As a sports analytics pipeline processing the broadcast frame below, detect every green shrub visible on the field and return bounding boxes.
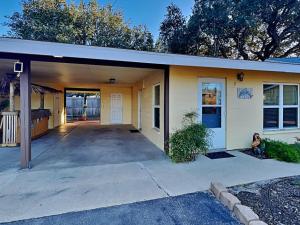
[168,112,211,163]
[0,99,9,111]
[263,139,300,163]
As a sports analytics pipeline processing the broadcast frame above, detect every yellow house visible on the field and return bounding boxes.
[0,38,300,168]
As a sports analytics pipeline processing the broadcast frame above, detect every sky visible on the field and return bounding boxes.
[0,0,194,40]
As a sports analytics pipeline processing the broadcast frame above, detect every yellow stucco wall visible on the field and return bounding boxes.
[132,70,165,150]
[14,92,64,129]
[170,65,300,150]
[32,82,133,126]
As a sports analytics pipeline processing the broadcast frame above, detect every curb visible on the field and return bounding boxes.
[210,182,268,225]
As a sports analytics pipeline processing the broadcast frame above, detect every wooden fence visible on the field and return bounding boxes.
[66,96,100,121]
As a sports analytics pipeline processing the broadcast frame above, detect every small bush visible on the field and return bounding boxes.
[263,139,300,163]
[168,112,211,163]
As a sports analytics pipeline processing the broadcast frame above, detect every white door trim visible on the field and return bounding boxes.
[110,93,123,124]
[198,78,226,150]
[138,90,142,130]
[53,93,60,128]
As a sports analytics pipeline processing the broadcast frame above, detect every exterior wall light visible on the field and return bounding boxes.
[14,61,23,78]
[109,78,116,84]
[237,72,245,81]
[14,61,23,73]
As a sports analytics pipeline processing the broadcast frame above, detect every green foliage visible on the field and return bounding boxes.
[0,99,9,111]
[5,0,154,51]
[263,139,300,163]
[157,3,187,54]
[158,0,300,60]
[168,112,211,163]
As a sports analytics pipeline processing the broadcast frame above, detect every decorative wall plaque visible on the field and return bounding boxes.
[237,88,253,99]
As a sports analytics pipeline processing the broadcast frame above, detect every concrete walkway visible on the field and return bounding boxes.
[0,150,299,223]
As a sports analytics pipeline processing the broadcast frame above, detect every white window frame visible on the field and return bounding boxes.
[152,83,160,130]
[263,83,300,130]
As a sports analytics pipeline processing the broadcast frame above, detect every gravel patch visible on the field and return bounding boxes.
[229,176,300,225]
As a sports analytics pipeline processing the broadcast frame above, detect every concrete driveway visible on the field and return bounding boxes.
[0,150,299,223]
[0,122,166,172]
[1,122,300,223]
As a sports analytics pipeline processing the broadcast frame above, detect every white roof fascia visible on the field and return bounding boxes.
[0,38,299,73]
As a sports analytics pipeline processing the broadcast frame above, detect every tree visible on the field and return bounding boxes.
[7,0,74,43]
[159,0,300,60]
[187,0,235,58]
[157,3,187,53]
[5,0,154,51]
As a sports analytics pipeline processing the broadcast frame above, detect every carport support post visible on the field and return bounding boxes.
[20,58,32,169]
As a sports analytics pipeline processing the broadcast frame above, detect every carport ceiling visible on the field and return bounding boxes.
[0,59,162,84]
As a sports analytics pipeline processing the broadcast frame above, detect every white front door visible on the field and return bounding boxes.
[138,90,142,130]
[199,78,226,150]
[111,93,123,124]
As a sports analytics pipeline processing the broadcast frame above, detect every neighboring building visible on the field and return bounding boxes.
[0,38,300,168]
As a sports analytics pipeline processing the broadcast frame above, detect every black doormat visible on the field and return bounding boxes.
[205,151,235,159]
[129,129,140,133]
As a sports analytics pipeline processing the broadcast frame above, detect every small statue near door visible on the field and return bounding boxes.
[252,133,265,158]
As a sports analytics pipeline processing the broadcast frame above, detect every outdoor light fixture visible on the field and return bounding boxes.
[109,78,116,84]
[237,72,245,81]
[14,61,23,73]
[14,61,23,78]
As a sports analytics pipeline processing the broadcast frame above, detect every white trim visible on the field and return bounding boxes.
[1,38,300,74]
[53,93,60,128]
[198,78,226,150]
[263,83,300,130]
[152,83,161,130]
[138,90,142,130]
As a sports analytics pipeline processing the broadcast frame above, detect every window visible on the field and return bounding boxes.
[201,82,222,128]
[153,84,160,129]
[263,84,299,129]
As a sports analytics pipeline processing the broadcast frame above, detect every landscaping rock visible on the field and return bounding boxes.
[210,182,227,199]
[229,176,300,225]
[219,191,241,211]
[233,204,259,225]
[249,221,268,225]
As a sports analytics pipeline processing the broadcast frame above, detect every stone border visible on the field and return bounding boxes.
[210,182,268,225]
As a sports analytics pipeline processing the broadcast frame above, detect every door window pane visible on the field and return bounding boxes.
[283,85,298,105]
[264,84,279,105]
[263,108,279,128]
[202,83,222,105]
[202,107,221,128]
[154,108,160,129]
[283,108,298,127]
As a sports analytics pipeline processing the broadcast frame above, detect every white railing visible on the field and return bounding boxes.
[0,112,19,147]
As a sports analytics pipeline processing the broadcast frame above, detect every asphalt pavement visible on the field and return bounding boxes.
[1,192,240,225]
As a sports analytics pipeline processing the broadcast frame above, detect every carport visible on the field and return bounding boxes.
[0,38,170,169]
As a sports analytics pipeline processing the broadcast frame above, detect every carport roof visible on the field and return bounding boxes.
[0,38,300,74]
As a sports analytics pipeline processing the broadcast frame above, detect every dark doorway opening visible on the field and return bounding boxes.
[65,88,101,122]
